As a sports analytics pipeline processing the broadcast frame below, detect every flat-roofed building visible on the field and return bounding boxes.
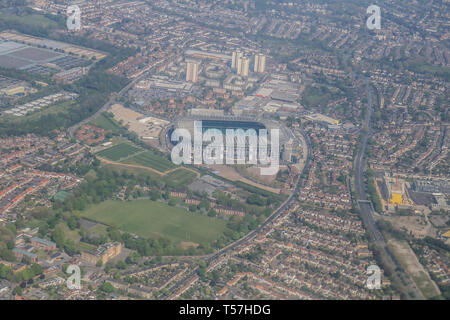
[81,242,123,265]
[186,60,199,83]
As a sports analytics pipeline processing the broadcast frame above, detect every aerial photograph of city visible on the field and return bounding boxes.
[0,0,448,312]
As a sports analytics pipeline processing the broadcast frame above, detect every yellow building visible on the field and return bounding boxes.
[389,193,403,205]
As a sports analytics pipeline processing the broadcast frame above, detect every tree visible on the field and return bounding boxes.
[64,239,78,256]
[67,215,79,230]
[52,227,65,248]
[100,282,115,293]
[30,263,43,276]
[125,252,141,265]
[115,260,127,270]
[150,190,161,201]
[207,210,217,217]
[12,286,23,296]
[0,249,16,262]
[108,227,122,242]
[199,200,210,210]
[0,264,13,281]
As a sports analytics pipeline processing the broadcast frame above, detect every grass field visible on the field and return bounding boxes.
[388,239,440,299]
[96,142,142,161]
[0,13,60,30]
[122,150,176,172]
[90,113,121,133]
[164,168,197,187]
[79,200,229,245]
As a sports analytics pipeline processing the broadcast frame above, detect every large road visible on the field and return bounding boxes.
[353,80,385,244]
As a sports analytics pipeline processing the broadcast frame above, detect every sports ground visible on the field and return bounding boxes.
[79,199,229,246]
[95,141,176,173]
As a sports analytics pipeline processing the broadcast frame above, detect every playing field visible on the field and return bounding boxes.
[122,150,175,172]
[79,200,229,245]
[164,169,197,187]
[96,143,142,161]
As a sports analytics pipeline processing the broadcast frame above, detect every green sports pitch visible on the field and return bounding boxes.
[79,199,229,245]
[121,150,176,172]
[95,143,142,161]
[164,169,197,187]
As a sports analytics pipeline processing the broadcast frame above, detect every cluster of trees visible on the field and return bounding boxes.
[54,165,168,212]
[225,215,259,241]
[365,169,383,213]
[80,229,108,247]
[0,7,64,38]
[51,226,78,256]
[0,225,15,262]
[213,190,272,217]
[0,263,43,284]
[118,232,211,256]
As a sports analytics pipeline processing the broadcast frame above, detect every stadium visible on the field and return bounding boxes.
[172,115,293,142]
[167,115,294,165]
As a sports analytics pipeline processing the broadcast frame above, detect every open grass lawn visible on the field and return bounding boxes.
[0,13,59,29]
[164,168,197,187]
[76,241,96,252]
[96,142,142,161]
[388,239,440,299]
[413,270,441,299]
[90,113,121,133]
[122,150,176,172]
[79,199,229,245]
